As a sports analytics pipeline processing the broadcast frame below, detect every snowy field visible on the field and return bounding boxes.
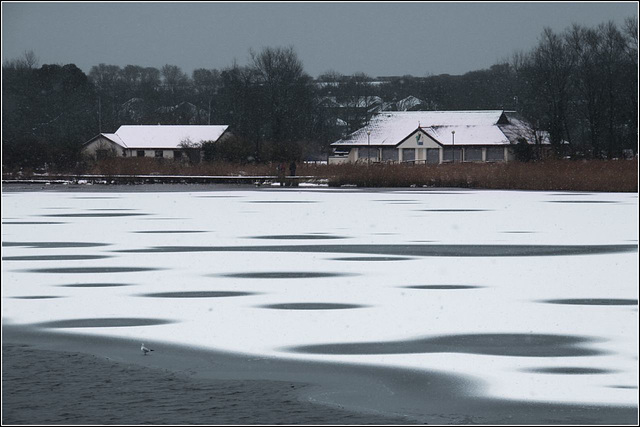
[2,187,638,408]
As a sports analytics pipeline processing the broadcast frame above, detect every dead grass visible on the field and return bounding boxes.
[318,160,638,192]
[8,158,636,192]
[88,158,278,177]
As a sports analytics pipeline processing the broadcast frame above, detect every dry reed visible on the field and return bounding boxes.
[49,158,640,192]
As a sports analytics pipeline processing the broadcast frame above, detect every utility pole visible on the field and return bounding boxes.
[367,130,371,166]
[451,130,456,162]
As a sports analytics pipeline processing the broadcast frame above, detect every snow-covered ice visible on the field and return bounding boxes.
[2,188,637,407]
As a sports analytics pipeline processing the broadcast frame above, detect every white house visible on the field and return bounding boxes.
[329,110,551,164]
[83,125,230,160]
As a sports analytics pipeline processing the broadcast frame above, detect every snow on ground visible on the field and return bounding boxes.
[2,188,638,407]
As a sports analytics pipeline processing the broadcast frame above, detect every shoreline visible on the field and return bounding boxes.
[1,182,618,194]
[3,324,637,425]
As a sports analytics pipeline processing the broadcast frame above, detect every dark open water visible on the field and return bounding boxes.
[2,344,409,425]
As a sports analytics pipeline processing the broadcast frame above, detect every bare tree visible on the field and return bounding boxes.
[566,24,605,156]
[177,137,201,164]
[530,27,575,154]
[249,46,315,159]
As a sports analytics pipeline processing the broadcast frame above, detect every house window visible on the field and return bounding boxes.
[426,148,440,164]
[486,147,505,162]
[96,149,108,160]
[402,148,415,162]
[443,148,462,162]
[155,150,164,158]
[359,147,378,161]
[137,150,145,157]
[381,147,398,162]
[464,147,483,162]
[173,150,183,160]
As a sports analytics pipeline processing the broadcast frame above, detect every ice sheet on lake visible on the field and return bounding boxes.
[2,188,638,407]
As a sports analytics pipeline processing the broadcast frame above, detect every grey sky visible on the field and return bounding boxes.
[2,2,637,78]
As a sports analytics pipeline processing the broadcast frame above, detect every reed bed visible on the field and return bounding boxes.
[319,160,638,192]
[9,158,636,192]
[88,158,278,177]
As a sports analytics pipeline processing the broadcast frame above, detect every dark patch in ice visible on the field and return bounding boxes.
[133,230,208,234]
[546,200,619,204]
[403,285,484,290]
[3,255,111,261]
[11,296,64,299]
[116,243,638,257]
[139,291,256,298]
[417,209,492,212]
[24,267,160,274]
[330,256,415,261]
[217,272,355,279]
[2,221,65,225]
[541,298,638,306]
[40,213,149,218]
[249,234,348,240]
[34,318,174,328]
[286,333,605,357]
[3,242,110,248]
[259,303,367,310]
[608,385,638,389]
[59,283,134,288]
[522,367,615,375]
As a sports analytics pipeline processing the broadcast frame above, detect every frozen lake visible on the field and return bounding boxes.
[2,186,638,409]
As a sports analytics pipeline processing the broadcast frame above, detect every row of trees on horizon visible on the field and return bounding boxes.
[2,17,637,171]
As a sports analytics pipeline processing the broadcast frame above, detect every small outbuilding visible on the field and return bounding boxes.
[329,110,552,164]
[83,125,230,161]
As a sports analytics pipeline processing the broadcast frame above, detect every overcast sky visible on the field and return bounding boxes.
[2,2,637,78]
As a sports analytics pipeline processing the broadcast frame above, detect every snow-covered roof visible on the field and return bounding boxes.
[331,110,546,147]
[100,133,127,147]
[94,125,229,150]
[423,125,509,146]
[500,115,552,145]
[395,96,424,111]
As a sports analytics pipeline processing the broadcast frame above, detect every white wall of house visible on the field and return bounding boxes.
[83,137,126,158]
[333,141,511,165]
[349,148,359,163]
[328,156,350,165]
[85,143,187,160]
[130,149,183,159]
[397,130,441,163]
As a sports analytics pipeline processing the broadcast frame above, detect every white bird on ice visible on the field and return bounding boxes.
[141,343,154,355]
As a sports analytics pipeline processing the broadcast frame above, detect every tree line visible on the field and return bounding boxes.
[2,17,637,172]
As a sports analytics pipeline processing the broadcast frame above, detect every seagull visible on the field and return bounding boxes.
[141,343,154,356]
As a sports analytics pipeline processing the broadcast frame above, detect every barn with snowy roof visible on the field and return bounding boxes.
[83,125,230,161]
[329,110,551,164]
